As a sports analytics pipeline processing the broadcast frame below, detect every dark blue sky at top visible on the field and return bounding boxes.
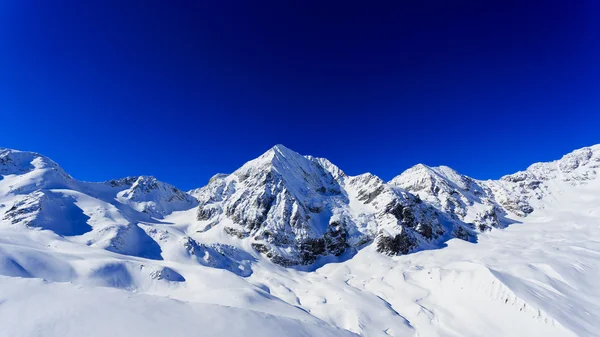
[0,1,599,189]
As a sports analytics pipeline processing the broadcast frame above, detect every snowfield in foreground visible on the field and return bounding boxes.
[0,145,598,337]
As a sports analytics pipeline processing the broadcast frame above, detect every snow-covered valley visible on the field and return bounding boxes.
[0,145,598,337]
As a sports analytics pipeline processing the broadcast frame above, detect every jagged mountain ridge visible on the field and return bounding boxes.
[193,145,455,266]
[391,145,600,230]
[390,164,523,231]
[1,144,599,268]
[192,144,600,266]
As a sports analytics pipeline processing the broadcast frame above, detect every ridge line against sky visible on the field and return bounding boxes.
[2,143,599,191]
[1,1,599,189]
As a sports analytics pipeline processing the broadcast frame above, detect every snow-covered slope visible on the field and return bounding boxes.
[0,149,197,261]
[0,276,357,337]
[0,144,599,337]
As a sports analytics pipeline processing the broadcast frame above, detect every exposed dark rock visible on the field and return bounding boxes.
[478,224,491,231]
[270,255,298,267]
[253,221,348,265]
[358,185,385,204]
[416,222,433,239]
[299,238,326,264]
[227,192,275,231]
[454,226,470,241]
[375,230,415,256]
[385,202,405,221]
[251,242,269,254]
[224,227,249,239]
[308,205,324,213]
[521,204,534,214]
[323,221,347,256]
[197,205,221,221]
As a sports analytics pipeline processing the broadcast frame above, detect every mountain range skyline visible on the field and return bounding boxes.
[2,142,597,267]
[4,142,599,192]
[0,142,598,336]
[2,1,599,190]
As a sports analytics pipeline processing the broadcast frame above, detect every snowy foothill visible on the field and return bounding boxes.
[0,145,599,336]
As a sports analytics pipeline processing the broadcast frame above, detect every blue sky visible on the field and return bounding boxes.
[1,1,599,190]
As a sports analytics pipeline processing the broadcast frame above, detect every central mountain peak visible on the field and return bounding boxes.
[195,145,352,265]
[245,144,297,166]
[194,145,455,266]
[233,145,342,197]
[239,144,310,171]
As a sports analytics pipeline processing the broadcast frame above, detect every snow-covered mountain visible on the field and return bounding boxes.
[0,144,599,337]
[193,144,600,266]
[192,145,456,266]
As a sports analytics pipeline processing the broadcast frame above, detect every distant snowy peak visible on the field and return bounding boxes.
[0,148,73,194]
[485,145,600,218]
[390,164,480,196]
[0,148,66,176]
[390,145,600,232]
[502,145,600,184]
[344,171,451,252]
[389,163,506,230]
[115,176,198,218]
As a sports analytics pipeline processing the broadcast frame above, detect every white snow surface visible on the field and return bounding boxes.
[0,145,599,336]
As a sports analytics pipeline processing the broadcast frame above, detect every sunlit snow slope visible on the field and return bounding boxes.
[0,145,598,337]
